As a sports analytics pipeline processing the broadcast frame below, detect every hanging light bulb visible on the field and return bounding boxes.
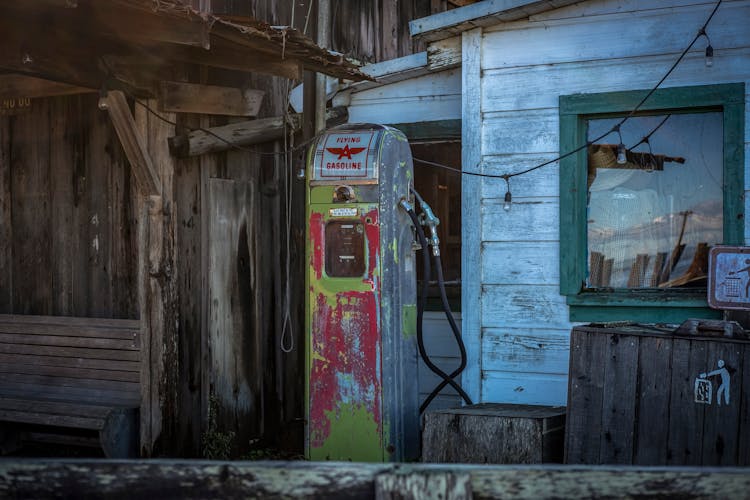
[502,176,512,211]
[616,143,627,164]
[705,44,714,67]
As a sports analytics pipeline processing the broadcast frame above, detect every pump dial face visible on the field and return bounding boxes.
[325,221,366,277]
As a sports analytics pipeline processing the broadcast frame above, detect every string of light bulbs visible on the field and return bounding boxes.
[413,0,722,211]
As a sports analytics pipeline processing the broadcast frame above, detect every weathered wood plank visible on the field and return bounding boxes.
[0,113,11,313]
[599,334,638,464]
[480,154,559,200]
[667,339,707,465]
[0,383,139,407]
[3,460,750,499]
[0,342,140,362]
[481,108,558,156]
[482,328,569,374]
[0,314,139,329]
[158,81,264,117]
[376,471,472,499]
[168,107,347,158]
[0,74,94,101]
[565,329,606,464]
[634,335,672,465]
[741,343,750,465]
[11,98,52,315]
[482,242,559,285]
[481,284,569,330]
[0,323,139,339]
[0,333,138,350]
[481,372,568,406]
[461,27,483,404]
[481,2,750,70]
[207,178,262,448]
[0,352,139,373]
[0,409,105,430]
[0,365,140,384]
[481,48,750,113]
[104,91,161,196]
[0,397,115,418]
[481,198,559,242]
[700,340,743,466]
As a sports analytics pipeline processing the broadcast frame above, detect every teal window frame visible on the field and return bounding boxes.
[559,83,745,323]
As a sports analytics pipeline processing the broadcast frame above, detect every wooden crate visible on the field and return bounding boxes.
[566,324,750,466]
[422,403,565,463]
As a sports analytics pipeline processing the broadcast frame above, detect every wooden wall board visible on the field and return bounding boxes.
[482,242,559,285]
[481,285,569,330]
[633,336,673,465]
[10,99,52,315]
[460,27,483,403]
[481,198,559,242]
[599,334,638,464]
[481,371,568,406]
[481,328,569,375]
[481,3,750,70]
[0,114,11,313]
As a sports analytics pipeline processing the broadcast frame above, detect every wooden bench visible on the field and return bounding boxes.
[0,314,141,458]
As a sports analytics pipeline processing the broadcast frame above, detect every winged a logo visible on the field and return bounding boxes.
[326,144,366,160]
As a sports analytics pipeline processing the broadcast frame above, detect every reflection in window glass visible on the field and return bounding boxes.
[586,112,722,289]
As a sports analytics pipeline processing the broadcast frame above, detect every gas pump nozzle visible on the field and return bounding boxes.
[411,191,440,257]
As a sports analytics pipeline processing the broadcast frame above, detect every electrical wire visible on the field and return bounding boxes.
[414,0,722,182]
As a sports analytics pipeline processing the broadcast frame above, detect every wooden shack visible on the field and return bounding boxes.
[0,0,376,457]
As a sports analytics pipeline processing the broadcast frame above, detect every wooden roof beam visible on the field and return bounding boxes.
[0,74,95,100]
[101,90,162,196]
[158,81,264,117]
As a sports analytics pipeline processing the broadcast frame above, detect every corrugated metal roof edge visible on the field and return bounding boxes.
[409,0,585,42]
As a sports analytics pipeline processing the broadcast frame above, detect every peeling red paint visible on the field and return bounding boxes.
[309,208,383,450]
[309,212,324,280]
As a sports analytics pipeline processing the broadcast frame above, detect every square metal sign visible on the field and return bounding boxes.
[708,246,750,310]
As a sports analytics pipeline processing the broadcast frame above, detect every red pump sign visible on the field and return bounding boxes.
[315,131,377,181]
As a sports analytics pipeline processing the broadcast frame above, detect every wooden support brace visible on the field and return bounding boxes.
[103,90,162,196]
[168,106,348,158]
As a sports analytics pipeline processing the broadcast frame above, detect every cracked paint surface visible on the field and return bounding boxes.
[308,207,383,460]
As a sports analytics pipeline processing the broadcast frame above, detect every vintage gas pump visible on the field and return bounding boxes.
[304,123,418,462]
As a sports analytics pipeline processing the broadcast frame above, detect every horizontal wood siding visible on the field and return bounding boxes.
[474,0,750,406]
[347,69,461,125]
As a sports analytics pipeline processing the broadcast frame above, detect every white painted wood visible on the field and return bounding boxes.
[482,328,570,374]
[409,0,582,42]
[529,0,710,22]
[347,70,461,124]
[461,28,484,404]
[482,48,750,113]
[348,97,461,125]
[482,109,559,156]
[481,198,560,242]
[481,371,568,406]
[427,37,462,71]
[289,75,339,114]
[480,154,560,199]
[351,69,461,101]
[482,3,750,70]
[482,284,570,329]
[482,242,560,285]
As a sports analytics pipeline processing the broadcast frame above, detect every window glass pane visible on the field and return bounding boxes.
[586,112,723,289]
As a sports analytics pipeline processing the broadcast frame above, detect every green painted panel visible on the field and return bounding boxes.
[309,404,383,462]
[569,306,721,324]
[402,304,416,339]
